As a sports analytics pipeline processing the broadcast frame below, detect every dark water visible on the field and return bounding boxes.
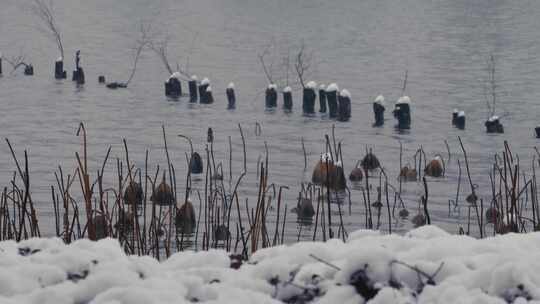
[1,0,539,241]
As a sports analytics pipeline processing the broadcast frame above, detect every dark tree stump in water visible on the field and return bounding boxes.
[165,76,182,97]
[326,85,339,118]
[226,85,236,109]
[98,75,106,83]
[24,65,34,76]
[373,96,385,127]
[485,116,504,134]
[72,68,85,84]
[393,97,411,129]
[265,85,277,108]
[106,82,127,89]
[55,59,66,79]
[303,86,316,115]
[455,111,465,130]
[283,89,293,111]
[337,90,351,122]
[536,126,540,138]
[319,88,327,113]
[188,79,198,102]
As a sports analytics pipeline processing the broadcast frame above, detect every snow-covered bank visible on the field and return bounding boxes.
[1,226,539,304]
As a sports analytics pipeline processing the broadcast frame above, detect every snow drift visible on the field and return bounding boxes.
[0,226,538,303]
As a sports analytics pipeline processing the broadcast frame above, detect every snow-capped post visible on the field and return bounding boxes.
[164,72,182,98]
[326,83,339,118]
[188,75,198,102]
[55,57,66,79]
[265,84,277,108]
[373,95,385,127]
[452,109,458,125]
[393,96,412,129]
[71,50,85,85]
[536,126,540,138]
[485,116,504,133]
[24,64,34,76]
[226,82,236,109]
[98,75,106,84]
[303,81,317,115]
[337,89,351,122]
[283,86,293,111]
[319,84,327,113]
[198,77,210,103]
[204,85,214,104]
[455,111,465,130]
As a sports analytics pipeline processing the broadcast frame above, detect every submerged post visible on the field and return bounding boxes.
[71,51,85,85]
[303,81,317,115]
[373,95,385,127]
[485,116,504,134]
[283,86,293,111]
[165,72,182,98]
[226,82,236,109]
[189,75,198,102]
[326,83,339,118]
[55,57,67,79]
[337,89,351,122]
[536,126,540,138]
[318,84,327,113]
[199,77,210,103]
[265,84,277,108]
[24,65,34,76]
[204,86,214,104]
[455,111,465,130]
[0,52,2,75]
[393,96,412,129]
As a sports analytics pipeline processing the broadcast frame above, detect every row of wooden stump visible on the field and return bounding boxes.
[1,57,538,136]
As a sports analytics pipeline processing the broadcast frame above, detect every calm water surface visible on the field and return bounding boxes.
[1,0,540,241]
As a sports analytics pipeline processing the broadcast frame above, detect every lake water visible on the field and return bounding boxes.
[1,0,539,242]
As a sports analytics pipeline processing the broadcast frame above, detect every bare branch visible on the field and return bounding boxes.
[125,22,153,86]
[31,0,64,58]
[294,41,313,89]
[258,44,274,84]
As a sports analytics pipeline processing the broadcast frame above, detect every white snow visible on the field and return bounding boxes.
[396,96,411,105]
[268,84,277,90]
[319,84,326,90]
[374,95,385,105]
[306,81,317,89]
[340,89,351,98]
[201,78,210,85]
[227,82,235,89]
[325,83,339,92]
[2,226,540,303]
[283,86,292,93]
[206,86,212,92]
[169,72,181,80]
[320,152,332,162]
[56,57,63,62]
[453,109,459,113]
[458,111,465,117]
[191,75,198,81]
[488,115,500,122]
